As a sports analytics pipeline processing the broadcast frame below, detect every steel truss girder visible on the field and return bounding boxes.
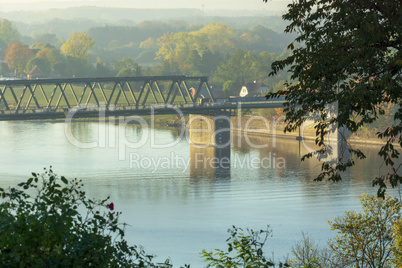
[0,76,214,114]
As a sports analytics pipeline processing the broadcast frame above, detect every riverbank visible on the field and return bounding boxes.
[39,113,392,147]
[230,115,392,147]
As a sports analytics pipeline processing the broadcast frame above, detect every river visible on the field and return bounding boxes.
[0,119,399,266]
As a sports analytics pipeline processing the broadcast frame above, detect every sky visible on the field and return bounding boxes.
[0,0,291,12]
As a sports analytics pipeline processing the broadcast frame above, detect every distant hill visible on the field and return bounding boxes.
[0,7,203,24]
[0,1,290,14]
[2,7,289,40]
[0,6,288,30]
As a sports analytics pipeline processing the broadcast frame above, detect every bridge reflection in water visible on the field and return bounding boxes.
[189,113,231,179]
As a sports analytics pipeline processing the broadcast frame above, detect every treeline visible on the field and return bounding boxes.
[0,18,290,96]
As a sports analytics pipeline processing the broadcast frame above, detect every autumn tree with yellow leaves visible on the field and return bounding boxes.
[61,32,95,61]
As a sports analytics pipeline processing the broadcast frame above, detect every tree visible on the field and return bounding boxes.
[26,52,52,76]
[41,45,65,72]
[4,43,34,78]
[61,32,95,61]
[289,194,401,268]
[393,219,402,266]
[155,23,236,76]
[0,168,172,267]
[31,33,59,47]
[108,57,142,77]
[63,57,95,78]
[0,19,20,49]
[265,0,402,197]
[201,226,289,267]
[214,49,256,91]
[290,232,340,268]
[223,80,236,97]
[328,194,400,267]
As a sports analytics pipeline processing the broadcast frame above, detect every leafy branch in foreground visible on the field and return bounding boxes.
[0,168,172,267]
[201,226,289,267]
[264,0,401,197]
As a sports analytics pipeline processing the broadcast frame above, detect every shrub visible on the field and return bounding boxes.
[0,168,172,267]
[200,226,290,267]
[328,193,401,267]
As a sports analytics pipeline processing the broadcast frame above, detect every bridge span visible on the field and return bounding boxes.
[0,76,284,121]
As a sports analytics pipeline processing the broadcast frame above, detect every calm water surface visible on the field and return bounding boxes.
[0,120,399,266]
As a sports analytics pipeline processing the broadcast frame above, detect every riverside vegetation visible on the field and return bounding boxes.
[1,170,402,267]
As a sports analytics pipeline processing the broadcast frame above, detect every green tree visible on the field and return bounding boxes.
[63,57,95,78]
[42,46,65,73]
[328,194,400,267]
[201,226,289,267]
[31,33,59,47]
[116,66,142,77]
[95,57,113,77]
[265,0,402,196]
[109,57,142,77]
[0,19,20,49]
[155,23,236,76]
[223,80,236,97]
[26,54,52,75]
[0,168,172,267]
[214,49,256,91]
[61,32,95,61]
[199,50,224,76]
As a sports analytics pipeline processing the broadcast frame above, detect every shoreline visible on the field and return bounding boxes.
[232,127,389,147]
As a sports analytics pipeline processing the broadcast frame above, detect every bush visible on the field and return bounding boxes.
[0,168,172,267]
[328,193,400,267]
[289,232,340,268]
[200,226,289,267]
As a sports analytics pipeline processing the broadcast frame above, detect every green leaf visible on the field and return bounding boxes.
[60,176,68,184]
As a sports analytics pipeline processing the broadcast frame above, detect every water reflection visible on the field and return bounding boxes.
[0,121,400,266]
[189,145,231,179]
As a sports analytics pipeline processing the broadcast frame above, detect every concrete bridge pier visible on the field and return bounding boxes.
[319,125,352,165]
[189,113,231,178]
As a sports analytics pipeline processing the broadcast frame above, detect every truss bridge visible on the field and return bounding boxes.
[0,76,284,121]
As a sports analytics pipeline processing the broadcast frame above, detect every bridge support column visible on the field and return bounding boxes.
[314,124,351,165]
[189,113,231,178]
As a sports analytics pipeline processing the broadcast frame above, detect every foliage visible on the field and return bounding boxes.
[26,56,52,76]
[61,32,95,61]
[110,57,142,77]
[328,193,401,267]
[223,80,236,97]
[0,19,21,49]
[265,0,402,197]
[40,45,65,71]
[213,49,287,94]
[31,33,60,47]
[201,226,289,267]
[289,232,342,268]
[214,49,256,92]
[4,42,35,77]
[393,218,402,266]
[63,57,96,78]
[0,168,172,267]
